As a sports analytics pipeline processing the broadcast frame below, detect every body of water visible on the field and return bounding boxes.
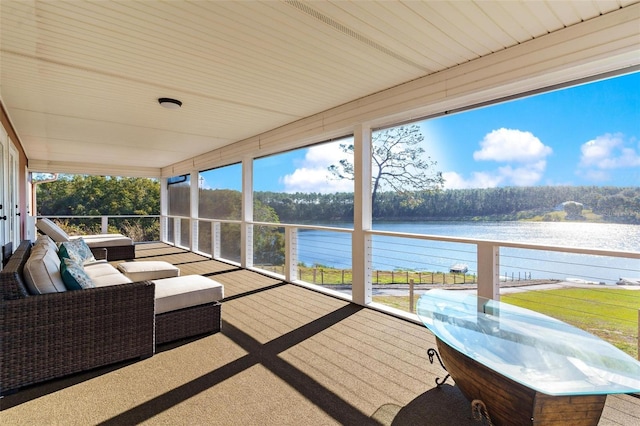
[296,221,640,284]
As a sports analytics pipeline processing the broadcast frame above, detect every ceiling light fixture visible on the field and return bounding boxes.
[158,98,182,109]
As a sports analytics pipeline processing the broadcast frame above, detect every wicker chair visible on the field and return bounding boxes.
[36,217,136,261]
[0,241,155,395]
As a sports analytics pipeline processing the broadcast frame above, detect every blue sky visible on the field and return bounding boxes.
[202,72,639,192]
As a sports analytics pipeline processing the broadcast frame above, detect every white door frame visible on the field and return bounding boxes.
[0,124,8,256]
[8,142,20,247]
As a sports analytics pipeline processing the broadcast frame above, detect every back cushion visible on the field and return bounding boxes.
[36,218,71,243]
[23,245,67,294]
[34,234,58,253]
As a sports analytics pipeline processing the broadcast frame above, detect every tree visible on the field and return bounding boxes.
[328,125,444,214]
[37,174,161,239]
[562,201,584,219]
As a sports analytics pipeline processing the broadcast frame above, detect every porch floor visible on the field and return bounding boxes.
[1,243,638,425]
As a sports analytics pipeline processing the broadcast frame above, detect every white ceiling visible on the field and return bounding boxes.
[1,0,639,177]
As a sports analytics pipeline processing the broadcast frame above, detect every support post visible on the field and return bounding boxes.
[352,123,372,305]
[190,170,199,252]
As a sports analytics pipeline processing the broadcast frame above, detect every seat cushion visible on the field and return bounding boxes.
[91,272,133,287]
[153,275,224,315]
[84,262,133,287]
[117,261,180,281]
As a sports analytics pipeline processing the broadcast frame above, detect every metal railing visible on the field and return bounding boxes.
[164,216,640,358]
[40,214,640,358]
[35,215,161,241]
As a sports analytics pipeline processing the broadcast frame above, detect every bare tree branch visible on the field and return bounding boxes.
[328,125,444,214]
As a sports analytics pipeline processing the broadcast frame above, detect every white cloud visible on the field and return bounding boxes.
[579,133,640,169]
[282,143,354,193]
[497,160,547,186]
[442,171,503,189]
[443,128,551,189]
[474,128,552,162]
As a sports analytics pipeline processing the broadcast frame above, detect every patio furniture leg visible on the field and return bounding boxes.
[427,347,451,387]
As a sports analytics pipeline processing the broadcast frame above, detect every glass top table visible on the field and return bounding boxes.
[416,289,640,397]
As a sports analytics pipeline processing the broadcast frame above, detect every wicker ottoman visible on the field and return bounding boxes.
[117,261,180,281]
[153,275,224,345]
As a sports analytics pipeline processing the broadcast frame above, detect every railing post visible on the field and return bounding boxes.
[190,170,199,253]
[285,227,298,282]
[212,221,221,259]
[101,216,108,234]
[477,242,500,300]
[409,279,415,313]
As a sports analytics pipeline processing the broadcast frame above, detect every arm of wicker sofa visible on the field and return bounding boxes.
[0,281,155,395]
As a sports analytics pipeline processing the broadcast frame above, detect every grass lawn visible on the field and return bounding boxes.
[375,287,640,359]
[502,288,639,358]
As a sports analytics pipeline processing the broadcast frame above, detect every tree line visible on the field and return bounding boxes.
[256,186,640,224]
[37,176,640,251]
[36,175,161,240]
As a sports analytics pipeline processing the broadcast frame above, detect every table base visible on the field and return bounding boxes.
[432,337,606,426]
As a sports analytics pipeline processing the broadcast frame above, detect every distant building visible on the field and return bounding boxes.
[555,201,584,211]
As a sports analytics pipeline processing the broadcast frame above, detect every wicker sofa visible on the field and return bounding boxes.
[1,238,223,395]
[0,240,155,395]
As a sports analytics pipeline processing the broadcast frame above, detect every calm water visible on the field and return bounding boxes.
[296,221,640,284]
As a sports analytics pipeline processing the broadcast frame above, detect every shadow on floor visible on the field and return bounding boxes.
[372,384,477,426]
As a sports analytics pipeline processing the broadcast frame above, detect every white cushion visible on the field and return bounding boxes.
[153,275,224,314]
[75,234,133,248]
[84,262,122,278]
[117,261,180,281]
[34,234,58,252]
[23,245,67,294]
[84,262,134,287]
[36,218,71,242]
[92,272,133,287]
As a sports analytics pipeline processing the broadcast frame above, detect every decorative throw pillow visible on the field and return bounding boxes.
[60,258,95,290]
[58,243,78,263]
[59,238,96,265]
